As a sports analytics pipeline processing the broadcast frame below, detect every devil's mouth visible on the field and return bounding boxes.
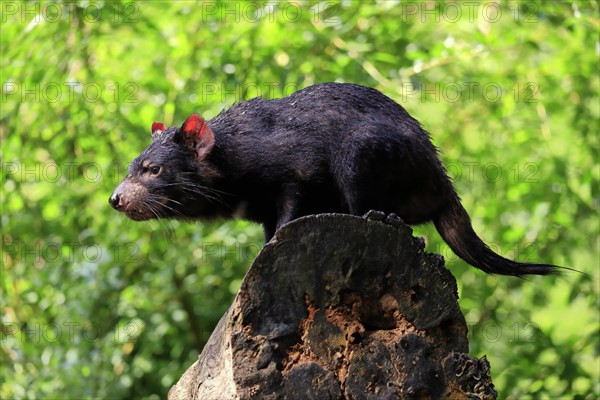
[123,206,156,221]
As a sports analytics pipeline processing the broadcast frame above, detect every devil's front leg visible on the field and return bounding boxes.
[263,183,304,242]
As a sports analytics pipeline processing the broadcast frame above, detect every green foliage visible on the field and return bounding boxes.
[2,1,598,398]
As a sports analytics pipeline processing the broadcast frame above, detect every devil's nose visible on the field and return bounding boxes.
[109,192,122,210]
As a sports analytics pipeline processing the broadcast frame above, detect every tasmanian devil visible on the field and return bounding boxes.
[109,82,563,276]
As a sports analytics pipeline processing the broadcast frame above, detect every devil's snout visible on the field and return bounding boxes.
[109,192,122,210]
[109,182,127,211]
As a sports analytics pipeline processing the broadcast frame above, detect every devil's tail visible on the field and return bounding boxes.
[433,197,561,276]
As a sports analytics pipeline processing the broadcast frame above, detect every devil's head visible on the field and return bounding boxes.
[109,114,225,221]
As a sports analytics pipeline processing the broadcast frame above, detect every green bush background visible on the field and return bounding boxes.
[2,1,598,398]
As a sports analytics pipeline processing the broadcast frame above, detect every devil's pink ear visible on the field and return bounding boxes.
[178,114,214,160]
[151,122,166,142]
[181,114,205,136]
[151,122,166,134]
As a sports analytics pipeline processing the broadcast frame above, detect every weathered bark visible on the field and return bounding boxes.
[169,212,497,400]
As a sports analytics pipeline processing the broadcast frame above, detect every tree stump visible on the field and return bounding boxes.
[168,212,497,399]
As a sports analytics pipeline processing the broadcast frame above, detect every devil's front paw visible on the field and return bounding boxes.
[362,210,406,226]
[384,213,405,228]
[362,210,386,221]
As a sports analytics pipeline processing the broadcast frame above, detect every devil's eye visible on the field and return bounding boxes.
[150,166,161,175]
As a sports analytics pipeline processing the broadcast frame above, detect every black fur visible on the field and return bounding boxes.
[110,82,564,277]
